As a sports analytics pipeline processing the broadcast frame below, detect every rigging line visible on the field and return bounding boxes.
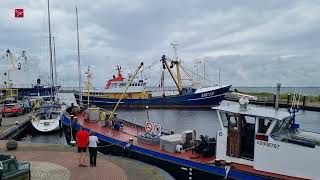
[184,65,216,86]
[179,65,200,87]
[141,58,160,72]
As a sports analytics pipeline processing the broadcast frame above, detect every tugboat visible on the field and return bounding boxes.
[62,96,320,179]
[75,45,231,108]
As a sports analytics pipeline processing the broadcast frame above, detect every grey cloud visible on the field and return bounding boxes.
[0,0,319,87]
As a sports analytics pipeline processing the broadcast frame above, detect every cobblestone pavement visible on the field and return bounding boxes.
[0,141,170,180]
[31,161,71,180]
[14,151,127,180]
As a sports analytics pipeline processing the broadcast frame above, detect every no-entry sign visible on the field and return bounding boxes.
[15,9,24,18]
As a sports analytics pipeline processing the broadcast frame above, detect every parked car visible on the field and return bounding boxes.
[1,103,25,117]
[3,97,17,105]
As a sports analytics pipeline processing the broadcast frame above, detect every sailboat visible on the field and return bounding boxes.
[31,0,64,132]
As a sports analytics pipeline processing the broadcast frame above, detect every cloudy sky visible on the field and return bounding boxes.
[0,0,319,88]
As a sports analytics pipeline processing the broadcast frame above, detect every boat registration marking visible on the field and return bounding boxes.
[256,140,280,149]
[201,91,215,97]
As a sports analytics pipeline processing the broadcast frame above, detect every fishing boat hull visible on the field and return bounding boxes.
[18,86,58,98]
[61,114,270,180]
[1,86,58,100]
[75,85,231,108]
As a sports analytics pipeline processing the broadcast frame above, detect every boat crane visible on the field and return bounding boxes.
[107,62,144,120]
[1,49,27,70]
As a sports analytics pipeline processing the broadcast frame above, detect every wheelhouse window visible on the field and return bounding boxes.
[271,117,293,134]
[119,83,126,87]
[229,114,238,129]
[219,111,228,127]
[258,118,273,134]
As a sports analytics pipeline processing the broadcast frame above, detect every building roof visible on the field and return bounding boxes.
[212,104,292,120]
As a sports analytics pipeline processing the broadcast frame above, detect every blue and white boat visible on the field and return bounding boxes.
[75,54,231,108]
[0,49,58,99]
[62,99,320,179]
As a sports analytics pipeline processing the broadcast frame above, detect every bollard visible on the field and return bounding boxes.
[275,83,281,109]
[287,94,291,107]
[6,140,18,151]
[302,96,306,110]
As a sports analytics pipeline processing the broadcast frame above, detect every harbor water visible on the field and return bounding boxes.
[19,92,320,144]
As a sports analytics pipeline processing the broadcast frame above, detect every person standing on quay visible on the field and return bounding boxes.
[88,131,99,167]
[76,126,89,167]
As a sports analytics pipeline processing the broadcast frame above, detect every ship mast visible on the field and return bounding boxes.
[161,55,182,94]
[171,43,182,91]
[75,6,82,106]
[47,0,54,101]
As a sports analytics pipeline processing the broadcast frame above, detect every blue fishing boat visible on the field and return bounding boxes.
[75,51,231,108]
[0,49,58,99]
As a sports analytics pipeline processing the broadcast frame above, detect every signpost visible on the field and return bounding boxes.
[145,121,162,136]
[145,122,153,133]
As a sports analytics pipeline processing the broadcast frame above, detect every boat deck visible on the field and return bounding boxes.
[76,112,302,180]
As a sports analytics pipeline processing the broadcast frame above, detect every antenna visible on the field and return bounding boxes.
[203,57,206,86]
[170,43,179,60]
[218,68,221,86]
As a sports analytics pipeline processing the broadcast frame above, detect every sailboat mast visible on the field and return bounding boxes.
[53,37,58,86]
[47,0,54,100]
[76,6,82,105]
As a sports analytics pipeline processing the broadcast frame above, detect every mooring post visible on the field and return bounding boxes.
[275,83,281,109]
[287,94,291,107]
[302,96,306,110]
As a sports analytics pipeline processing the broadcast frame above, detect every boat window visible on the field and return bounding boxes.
[271,117,293,134]
[279,117,293,131]
[229,115,238,129]
[119,83,126,87]
[51,113,59,119]
[258,118,273,134]
[241,115,256,124]
[219,111,228,127]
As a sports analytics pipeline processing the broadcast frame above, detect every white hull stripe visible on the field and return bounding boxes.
[188,93,226,101]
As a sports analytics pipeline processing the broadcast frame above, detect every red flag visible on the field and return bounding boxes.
[15,9,24,18]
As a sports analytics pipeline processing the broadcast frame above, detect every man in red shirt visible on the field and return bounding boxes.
[76,126,89,167]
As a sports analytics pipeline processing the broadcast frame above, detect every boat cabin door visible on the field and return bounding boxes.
[226,113,241,157]
[226,113,255,160]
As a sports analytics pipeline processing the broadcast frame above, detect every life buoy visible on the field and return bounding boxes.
[99,112,106,121]
[145,122,153,133]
